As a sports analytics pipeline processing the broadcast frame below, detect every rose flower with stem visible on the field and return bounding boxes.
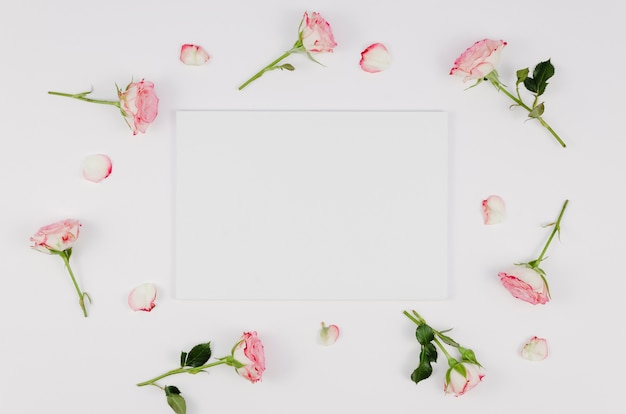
[238,11,337,90]
[450,39,566,148]
[498,199,569,305]
[404,310,484,397]
[137,332,265,414]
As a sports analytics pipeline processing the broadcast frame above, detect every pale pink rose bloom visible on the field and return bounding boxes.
[450,39,507,81]
[521,336,548,361]
[232,331,266,383]
[128,283,157,312]
[118,79,159,135]
[482,195,505,225]
[360,43,391,73]
[444,362,484,396]
[82,154,112,183]
[30,219,81,254]
[498,265,550,305]
[319,322,340,346]
[180,44,210,65]
[299,11,337,53]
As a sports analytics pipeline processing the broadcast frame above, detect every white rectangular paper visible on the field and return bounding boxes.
[175,111,448,300]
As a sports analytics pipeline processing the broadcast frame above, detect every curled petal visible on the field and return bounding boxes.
[360,43,391,73]
[82,154,112,183]
[128,283,157,312]
[521,336,548,361]
[319,322,340,346]
[180,44,211,65]
[482,195,505,225]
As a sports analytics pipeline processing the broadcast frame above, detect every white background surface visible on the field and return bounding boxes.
[1,0,625,413]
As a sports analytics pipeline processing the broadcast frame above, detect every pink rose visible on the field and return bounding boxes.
[444,362,484,397]
[450,39,507,81]
[299,11,337,53]
[498,265,550,305]
[232,331,266,383]
[117,79,159,135]
[30,219,81,254]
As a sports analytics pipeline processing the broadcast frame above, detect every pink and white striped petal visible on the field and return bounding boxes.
[319,322,340,346]
[482,195,505,225]
[360,43,392,73]
[180,44,210,65]
[82,154,112,183]
[521,336,548,361]
[128,283,157,312]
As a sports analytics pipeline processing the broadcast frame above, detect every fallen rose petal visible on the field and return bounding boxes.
[82,154,112,183]
[320,322,340,345]
[482,195,505,225]
[128,283,157,312]
[521,336,548,361]
[180,44,210,65]
[360,43,391,73]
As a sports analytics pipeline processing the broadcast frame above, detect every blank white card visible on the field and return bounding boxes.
[175,111,448,300]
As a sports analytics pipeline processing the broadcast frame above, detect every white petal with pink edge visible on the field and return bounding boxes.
[360,43,391,73]
[482,195,505,224]
[180,44,210,65]
[319,322,340,346]
[128,283,157,312]
[521,336,548,361]
[82,154,112,183]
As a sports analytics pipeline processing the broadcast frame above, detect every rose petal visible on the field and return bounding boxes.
[319,322,340,346]
[180,44,210,65]
[360,43,391,73]
[482,195,505,224]
[82,154,112,183]
[521,336,548,361]
[128,283,157,312]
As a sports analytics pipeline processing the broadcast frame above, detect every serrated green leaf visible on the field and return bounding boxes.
[166,394,186,414]
[415,324,435,345]
[528,102,545,119]
[437,332,460,348]
[180,352,187,368]
[531,59,554,96]
[411,361,433,384]
[516,68,529,85]
[184,342,212,368]
[423,342,438,363]
[523,77,538,94]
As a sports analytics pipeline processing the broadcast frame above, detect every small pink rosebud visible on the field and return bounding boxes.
[180,44,211,65]
[359,43,392,73]
[128,283,157,312]
[82,154,112,183]
[319,322,340,346]
[521,336,548,361]
[482,195,505,225]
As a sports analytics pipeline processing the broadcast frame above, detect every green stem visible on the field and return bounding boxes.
[59,252,89,318]
[486,74,566,148]
[137,360,228,387]
[48,90,120,108]
[534,199,569,265]
[238,48,300,91]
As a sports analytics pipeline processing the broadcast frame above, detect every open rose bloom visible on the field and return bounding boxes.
[450,39,507,81]
[444,362,484,397]
[299,11,337,53]
[30,219,81,254]
[499,265,550,305]
[117,79,159,135]
[232,331,266,383]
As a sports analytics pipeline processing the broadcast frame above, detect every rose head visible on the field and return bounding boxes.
[232,331,265,383]
[299,11,337,53]
[450,39,507,81]
[118,79,159,135]
[30,219,81,254]
[444,362,484,397]
[498,265,550,305]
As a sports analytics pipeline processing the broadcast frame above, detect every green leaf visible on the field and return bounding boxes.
[183,342,212,368]
[523,77,538,94]
[528,102,545,119]
[516,68,529,85]
[415,324,434,345]
[279,63,295,71]
[436,331,460,348]
[423,342,438,363]
[411,362,433,384]
[531,59,554,95]
[165,386,186,414]
[180,352,187,368]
